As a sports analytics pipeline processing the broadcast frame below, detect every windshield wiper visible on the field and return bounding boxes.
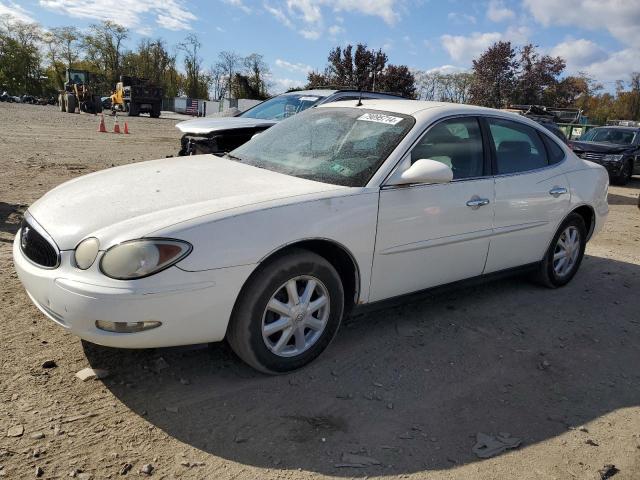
[224,153,244,162]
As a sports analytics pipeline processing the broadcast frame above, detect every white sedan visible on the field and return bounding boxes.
[14,100,609,373]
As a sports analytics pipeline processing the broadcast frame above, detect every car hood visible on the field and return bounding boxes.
[28,155,346,250]
[570,140,635,154]
[175,116,277,135]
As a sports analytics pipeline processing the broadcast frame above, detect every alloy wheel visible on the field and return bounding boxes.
[553,226,581,278]
[261,275,330,358]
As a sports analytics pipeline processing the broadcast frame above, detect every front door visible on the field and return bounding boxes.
[369,116,494,302]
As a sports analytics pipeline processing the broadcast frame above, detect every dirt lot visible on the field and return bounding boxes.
[1,102,639,480]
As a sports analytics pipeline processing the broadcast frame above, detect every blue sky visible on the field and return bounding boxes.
[2,0,639,93]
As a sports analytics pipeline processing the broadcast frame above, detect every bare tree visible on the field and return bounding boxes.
[216,51,242,98]
[83,21,128,84]
[42,26,80,88]
[178,33,208,98]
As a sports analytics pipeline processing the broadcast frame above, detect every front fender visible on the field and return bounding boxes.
[156,191,380,302]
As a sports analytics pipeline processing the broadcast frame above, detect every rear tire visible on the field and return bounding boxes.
[128,102,139,116]
[534,213,586,288]
[150,102,161,118]
[66,94,76,114]
[227,249,344,374]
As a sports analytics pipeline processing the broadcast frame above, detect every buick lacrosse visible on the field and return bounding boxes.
[14,100,609,373]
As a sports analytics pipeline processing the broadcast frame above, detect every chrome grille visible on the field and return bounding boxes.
[578,152,605,161]
[19,219,59,268]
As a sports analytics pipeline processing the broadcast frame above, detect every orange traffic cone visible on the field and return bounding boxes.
[123,122,129,134]
[113,113,121,134]
[97,114,107,133]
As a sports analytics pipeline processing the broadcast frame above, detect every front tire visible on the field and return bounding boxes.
[612,159,633,186]
[534,213,586,288]
[227,249,344,374]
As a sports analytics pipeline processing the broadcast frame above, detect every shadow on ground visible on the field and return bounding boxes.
[84,254,640,476]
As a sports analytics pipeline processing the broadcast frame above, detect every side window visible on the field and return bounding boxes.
[541,133,566,164]
[411,117,484,180]
[488,118,548,174]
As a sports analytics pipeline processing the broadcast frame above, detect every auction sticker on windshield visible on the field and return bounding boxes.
[357,113,403,125]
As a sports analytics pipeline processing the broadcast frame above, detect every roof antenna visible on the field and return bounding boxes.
[356,88,363,107]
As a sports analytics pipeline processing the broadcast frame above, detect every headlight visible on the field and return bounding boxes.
[100,239,192,280]
[602,154,624,162]
[75,237,100,270]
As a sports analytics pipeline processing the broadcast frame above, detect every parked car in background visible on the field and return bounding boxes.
[14,100,609,373]
[175,89,404,156]
[569,126,640,185]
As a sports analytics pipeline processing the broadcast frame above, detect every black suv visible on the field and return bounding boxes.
[569,126,640,185]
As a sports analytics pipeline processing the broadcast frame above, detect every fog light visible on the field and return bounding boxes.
[95,320,161,333]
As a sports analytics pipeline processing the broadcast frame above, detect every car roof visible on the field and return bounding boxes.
[316,99,499,116]
[591,126,639,131]
[279,89,337,97]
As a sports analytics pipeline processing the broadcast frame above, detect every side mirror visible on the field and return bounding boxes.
[388,159,453,186]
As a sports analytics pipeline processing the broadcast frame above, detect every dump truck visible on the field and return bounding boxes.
[110,75,163,118]
[58,69,103,114]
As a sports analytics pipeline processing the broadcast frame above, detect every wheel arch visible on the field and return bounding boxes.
[257,238,361,315]
[570,204,596,240]
[541,203,596,263]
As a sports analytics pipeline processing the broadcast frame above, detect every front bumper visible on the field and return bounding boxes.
[584,159,626,177]
[13,233,256,348]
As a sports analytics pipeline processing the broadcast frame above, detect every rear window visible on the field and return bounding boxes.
[488,118,548,174]
[541,133,565,164]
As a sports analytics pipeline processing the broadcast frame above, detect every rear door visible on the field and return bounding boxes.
[483,117,571,274]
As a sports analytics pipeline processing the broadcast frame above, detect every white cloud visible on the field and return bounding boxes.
[262,0,401,40]
[329,0,401,25]
[299,28,321,39]
[487,0,515,22]
[39,0,196,31]
[328,24,344,36]
[550,38,608,71]
[504,25,530,44]
[440,25,531,65]
[582,49,640,82]
[0,1,36,23]
[223,0,252,14]
[549,39,640,82]
[447,12,476,24]
[275,58,313,74]
[524,0,640,47]
[156,14,193,31]
[270,76,306,93]
[264,2,294,27]
[425,64,467,75]
[441,31,502,64]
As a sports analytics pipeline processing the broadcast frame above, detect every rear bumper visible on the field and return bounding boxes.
[13,234,255,348]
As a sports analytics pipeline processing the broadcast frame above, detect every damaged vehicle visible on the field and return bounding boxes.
[14,100,608,374]
[176,89,403,156]
[569,126,640,185]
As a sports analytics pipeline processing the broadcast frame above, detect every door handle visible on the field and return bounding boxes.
[549,187,568,197]
[466,197,490,209]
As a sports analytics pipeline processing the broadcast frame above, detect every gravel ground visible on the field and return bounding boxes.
[1,102,639,480]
